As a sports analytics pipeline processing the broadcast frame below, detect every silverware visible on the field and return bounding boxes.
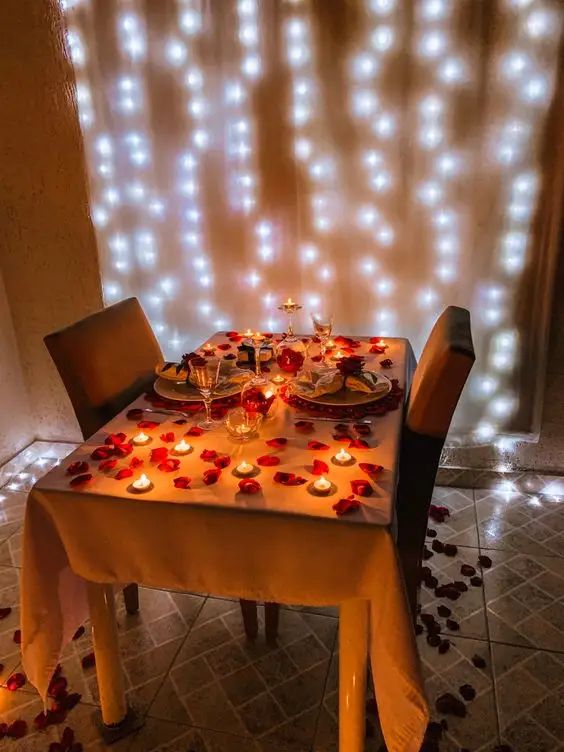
[293,415,372,424]
[137,407,197,419]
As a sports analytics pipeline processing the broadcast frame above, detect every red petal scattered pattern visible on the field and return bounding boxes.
[266,437,288,448]
[200,449,218,461]
[349,439,370,449]
[158,459,180,473]
[203,468,221,485]
[98,458,117,472]
[159,432,175,443]
[129,456,144,468]
[354,423,372,435]
[294,420,315,432]
[115,468,133,481]
[0,607,12,620]
[6,720,27,739]
[137,420,160,429]
[69,474,92,488]
[105,432,126,446]
[369,344,387,354]
[126,408,144,421]
[257,455,280,466]
[350,479,373,496]
[185,425,204,437]
[214,455,231,469]
[238,478,261,494]
[150,447,168,462]
[173,418,188,425]
[174,476,191,489]
[13,629,21,644]
[91,446,112,461]
[333,496,361,516]
[66,461,89,476]
[312,459,329,475]
[273,472,307,486]
[6,672,26,691]
[113,442,133,457]
[217,343,231,350]
[307,440,329,450]
[380,359,393,369]
[359,463,383,477]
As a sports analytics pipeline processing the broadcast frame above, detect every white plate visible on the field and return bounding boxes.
[292,371,392,406]
[154,376,245,402]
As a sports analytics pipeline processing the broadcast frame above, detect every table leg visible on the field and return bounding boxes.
[339,599,369,752]
[86,582,128,727]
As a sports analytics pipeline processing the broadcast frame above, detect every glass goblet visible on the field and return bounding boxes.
[311,312,334,367]
[189,356,221,430]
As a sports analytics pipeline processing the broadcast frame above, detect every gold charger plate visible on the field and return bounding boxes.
[292,371,392,406]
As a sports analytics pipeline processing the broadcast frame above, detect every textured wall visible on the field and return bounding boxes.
[0,0,103,445]
[0,273,33,464]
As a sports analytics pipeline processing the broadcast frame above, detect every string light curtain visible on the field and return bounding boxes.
[61,0,563,443]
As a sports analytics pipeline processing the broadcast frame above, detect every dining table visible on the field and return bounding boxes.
[21,331,429,752]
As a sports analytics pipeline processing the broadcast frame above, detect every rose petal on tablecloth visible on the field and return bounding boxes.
[333,433,351,442]
[150,447,168,462]
[129,456,143,468]
[312,459,329,475]
[307,440,330,450]
[359,463,383,477]
[66,461,89,476]
[126,408,144,421]
[214,455,231,469]
[115,468,133,481]
[159,431,176,443]
[380,358,393,369]
[98,459,117,472]
[369,344,386,354]
[137,420,160,430]
[349,438,370,449]
[266,437,287,448]
[158,459,180,473]
[351,479,373,496]
[333,495,361,516]
[238,478,261,494]
[185,425,204,437]
[200,449,218,461]
[294,420,315,432]
[69,474,92,488]
[203,468,221,485]
[105,432,126,446]
[174,476,191,489]
[114,442,133,457]
[273,471,307,486]
[91,446,112,461]
[217,343,231,350]
[257,455,280,466]
[354,423,372,435]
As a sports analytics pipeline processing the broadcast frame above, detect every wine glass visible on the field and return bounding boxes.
[189,356,221,430]
[311,312,334,367]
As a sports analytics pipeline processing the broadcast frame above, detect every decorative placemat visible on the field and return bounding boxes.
[279,380,404,419]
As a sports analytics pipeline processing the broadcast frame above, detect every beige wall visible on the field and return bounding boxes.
[0,0,103,453]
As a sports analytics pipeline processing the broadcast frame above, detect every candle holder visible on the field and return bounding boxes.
[171,440,193,457]
[278,299,302,343]
[307,480,337,497]
[132,432,152,446]
[225,407,262,441]
[331,451,356,467]
[127,475,153,494]
[232,463,261,479]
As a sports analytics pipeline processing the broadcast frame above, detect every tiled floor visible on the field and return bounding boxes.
[0,443,563,750]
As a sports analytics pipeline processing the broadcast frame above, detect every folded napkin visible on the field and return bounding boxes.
[294,367,387,398]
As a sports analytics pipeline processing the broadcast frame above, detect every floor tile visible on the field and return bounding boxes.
[0,686,60,749]
[429,487,479,546]
[0,528,22,567]
[491,642,564,751]
[151,597,336,747]
[482,549,564,651]
[0,566,22,684]
[476,488,564,557]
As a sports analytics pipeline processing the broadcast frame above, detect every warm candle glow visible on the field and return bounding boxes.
[313,475,331,492]
[203,343,214,351]
[285,297,294,306]
[174,439,192,455]
[244,328,253,337]
[326,339,335,349]
[334,447,352,464]
[332,350,345,360]
[132,431,150,445]
[132,473,151,490]
[271,374,285,385]
[236,460,254,476]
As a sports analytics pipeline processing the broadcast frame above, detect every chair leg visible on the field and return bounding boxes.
[123,583,139,615]
[265,602,280,642]
[239,599,259,639]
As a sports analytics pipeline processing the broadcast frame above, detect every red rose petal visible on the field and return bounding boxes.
[158,459,180,473]
[48,676,68,699]
[13,629,21,645]
[98,458,117,472]
[6,672,26,691]
[224,353,237,360]
[150,447,168,462]
[312,459,329,475]
[333,433,351,442]
[333,496,361,516]
[214,455,231,469]
[137,420,160,430]
[66,461,89,476]
[127,408,144,421]
[113,442,133,457]
[200,449,218,461]
[266,437,288,448]
[0,607,12,620]
[380,358,393,369]
[217,343,232,350]
[185,425,204,437]
[62,693,81,711]
[254,455,278,468]
[203,468,221,485]
[81,652,95,670]
[72,626,85,640]
[91,446,112,461]
[174,476,191,489]
[129,456,144,468]
[238,478,261,494]
[349,439,370,449]
[359,463,383,477]
[354,423,372,435]
[294,420,315,432]
[369,344,386,354]
[478,555,492,569]
[350,479,373,496]
[69,473,92,488]
[273,471,307,486]
[115,468,133,480]
[173,418,188,425]
[307,440,330,450]
[105,432,126,446]
[6,720,27,739]
[159,432,176,443]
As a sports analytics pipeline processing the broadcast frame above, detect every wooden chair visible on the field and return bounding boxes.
[45,298,263,633]
[396,305,475,621]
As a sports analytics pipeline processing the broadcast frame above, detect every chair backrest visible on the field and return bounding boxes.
[396,306,475,618]
[45,297,163,439]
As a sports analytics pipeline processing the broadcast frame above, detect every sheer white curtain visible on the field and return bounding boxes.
[62,0,563,443]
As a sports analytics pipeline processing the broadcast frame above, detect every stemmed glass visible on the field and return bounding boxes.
[189,356,221,430]
[311,312,334,368]
[250,331,268,386]
[277,300,302,343]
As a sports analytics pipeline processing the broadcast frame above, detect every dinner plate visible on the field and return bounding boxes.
[153,375,246,402]
[291,371,392,406]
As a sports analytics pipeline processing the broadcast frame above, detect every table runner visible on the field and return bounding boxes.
[21,334,429,751]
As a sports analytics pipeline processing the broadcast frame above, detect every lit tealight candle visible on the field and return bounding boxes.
[313,475,332,494]
[173,439,192,455]
[271,374,285,385]
[133,431,151,446]
[131,473,152,492]
[285,297,294,307]
[243,328,253,338]
[202,343,214,353]
[334,447,353,465]
[236,460,254,476]
[252,331,265,343]
[326,339,335,349]
[332,350,345,361]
